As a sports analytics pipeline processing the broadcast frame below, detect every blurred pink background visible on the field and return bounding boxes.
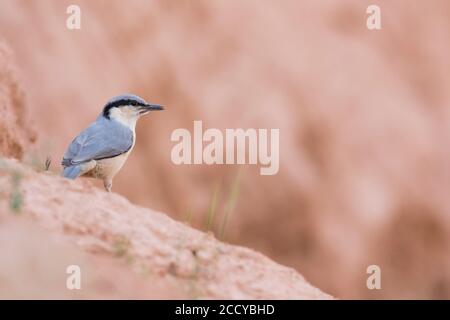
[1,0,450,298]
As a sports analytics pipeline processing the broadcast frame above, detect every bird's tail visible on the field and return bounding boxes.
[63,165,82,179]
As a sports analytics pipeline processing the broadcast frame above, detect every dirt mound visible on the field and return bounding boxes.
[0,218,181,299]
[0,43,35,159]
[0,158,331,299]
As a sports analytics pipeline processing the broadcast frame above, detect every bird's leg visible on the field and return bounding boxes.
[104,179,113,192]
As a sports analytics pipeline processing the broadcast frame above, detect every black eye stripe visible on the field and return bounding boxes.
[103,99,146,119]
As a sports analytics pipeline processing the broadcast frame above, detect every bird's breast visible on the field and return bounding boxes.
[82,129,136,180]
[93,152,131,180]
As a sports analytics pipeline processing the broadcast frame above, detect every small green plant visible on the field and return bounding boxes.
[44,156,52,171]
[183,206,194,226]
[205,182,221,231]
[9,171,23,214]
[219,168,243,240]
[113,235,133,262]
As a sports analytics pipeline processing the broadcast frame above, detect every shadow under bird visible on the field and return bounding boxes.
[61,94,164,192]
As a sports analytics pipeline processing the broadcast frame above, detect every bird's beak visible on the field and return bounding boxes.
[144,103,164,111]
[139,104,164,114]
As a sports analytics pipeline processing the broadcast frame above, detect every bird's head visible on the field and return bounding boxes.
[102,94,163,127]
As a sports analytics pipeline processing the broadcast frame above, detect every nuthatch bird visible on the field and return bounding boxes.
[61,94,163,192]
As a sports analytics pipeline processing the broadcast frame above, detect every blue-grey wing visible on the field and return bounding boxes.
[62,119,133,166]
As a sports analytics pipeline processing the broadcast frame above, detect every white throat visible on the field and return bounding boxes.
[109,107,139,131]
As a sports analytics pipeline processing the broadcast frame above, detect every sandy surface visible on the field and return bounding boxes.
[0,158,331,299]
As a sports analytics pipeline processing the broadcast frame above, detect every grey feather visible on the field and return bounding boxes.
[62,117,134,166]
[107,94,147,105]
[63,165,82,179]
